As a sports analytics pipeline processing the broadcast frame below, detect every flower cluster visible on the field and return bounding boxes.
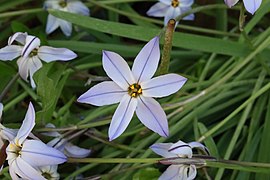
[0,32,77,88]
[0,103,66,179]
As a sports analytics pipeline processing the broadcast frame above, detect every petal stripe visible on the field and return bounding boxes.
[143,79,185,90]
[22,37,37,57]
[103,51,131,86]
[137,37,159,82]
[139,96,168,136]
[82,90,126,99]
[168,144,191,152]
[112,97,132,138]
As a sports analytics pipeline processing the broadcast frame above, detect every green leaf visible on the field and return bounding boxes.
[49,10,270,58]
[133,167,161,180]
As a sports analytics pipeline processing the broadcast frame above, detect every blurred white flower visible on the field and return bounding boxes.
[151,140,208,180]
[78,36,187,141]
[224,0,262,14]
[0,32,77,88]
[5,102,67,180]
[44,123,91,158]
[147,0,194,26]
[44,0,90,36]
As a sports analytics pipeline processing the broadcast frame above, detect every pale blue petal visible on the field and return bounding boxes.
[136,96,169,137]
[0,45,22,61]
[243,0,262,14]
[150,143,176,158]
[46,14,60,35]
[169,140,192,157]
[147,2,170,17]
[38,46,77,62]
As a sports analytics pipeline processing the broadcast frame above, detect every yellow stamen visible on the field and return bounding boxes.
[171,0,179,7]
[128,83,142,98]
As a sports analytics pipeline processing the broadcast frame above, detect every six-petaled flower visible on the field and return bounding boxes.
[224,0,262,14]
[151,140,209,180]
[147,0,194,26]
[44,0,90,36]
[0,32,77,88]
[78,36,187,141]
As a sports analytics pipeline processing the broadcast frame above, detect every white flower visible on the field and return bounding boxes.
[78,36,187,141]
[38,165,60,180]
[0,32,77,88]
[151,140,208,180]
[44,123,91,158]
[147,0,194,26]
[224,0,262,14]
[44,0,90,36]
[6,102,67,180]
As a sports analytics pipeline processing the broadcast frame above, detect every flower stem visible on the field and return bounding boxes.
[158,19,175,75]
[67,158,161,164]
[0,73,19,102]
[0,8,43,18]
[239,2,246,31]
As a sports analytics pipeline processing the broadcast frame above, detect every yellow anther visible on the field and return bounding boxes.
[59,0,67,7]
[128,83,143,98]
[171,0,179,7]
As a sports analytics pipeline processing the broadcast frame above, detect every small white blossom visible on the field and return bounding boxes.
[5,103,67,180]
[151,140,208,180]
[38,165,60,180]
[44,0,90,36]
[78,36,187,141]
[224,0,262,14]
[147,0,194,26]
[0,32,77,88]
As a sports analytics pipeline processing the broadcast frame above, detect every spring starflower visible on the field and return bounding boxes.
[224,0,262,14]
[147,0,194,26]
[5,103,67,180]
[44,0,90,36]
[78,36,187,141]
[0,32,77,88]
[151,140,208,180]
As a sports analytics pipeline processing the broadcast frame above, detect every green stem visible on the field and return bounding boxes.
[0,73,19,102]
[0,8,43,18]
[158,19,175,75]
[67,158,161,164]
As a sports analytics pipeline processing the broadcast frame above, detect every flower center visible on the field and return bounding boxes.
[171,0,179,7]
[30,49,38,57]
[9,142,22,157]
[42,172,52,179]
[59,0,67,8]
[128,83,142,98]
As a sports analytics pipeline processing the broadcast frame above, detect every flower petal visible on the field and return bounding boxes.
[21,139,67,167]
[0,103,3,119]
[78,81,126,106]
[132,37,160,83]
[67,1,90,16]
[224,0,239,8]
[188,142,210,155]
[17,57,30,81]
[38,46,77,62]
[102,51,135,90]
[41,123,61,137]
[22,35,40,57]
[160,0,172,5]
[0,45,22,61]
[243,0,262,14]
[158,165,180,180]
[164,6,181,25]
[141,74,187,98]
[8,32,27,45]
[150,143,176,158]
[188,165,197,180]
[109,94,137,141]
[1,127,17,141]
[10,157,46,180]
[58,19,72,36]
[28,56,43,88]
[169,140,192,158]
[46,14,60,35]
[64,143,91,158]
[179,0,194,7]
[16,102,35,145]
[147,2,170,17]
[136,96,169,137]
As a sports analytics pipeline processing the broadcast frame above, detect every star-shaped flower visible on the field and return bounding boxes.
[5,103,67,180]
[78,36,187,141]
[0,32,77,88]
[151,140,208,180]
[44,0,90,36]
[147,0,194,26]
[224,0,262,14]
